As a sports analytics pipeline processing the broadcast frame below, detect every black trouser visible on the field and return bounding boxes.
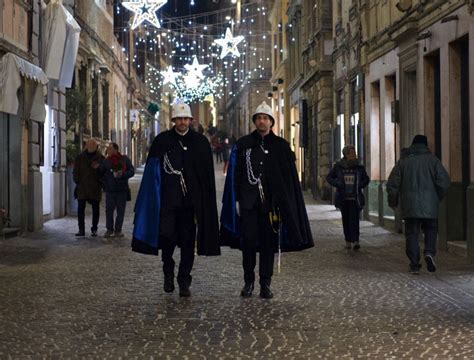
[215,151,222,163]
[77,199,100,233]
[404,218,438,269]
[240,205,276,287]
[159,206,196,287]
[340,200,360,242]
[105,192,127,232]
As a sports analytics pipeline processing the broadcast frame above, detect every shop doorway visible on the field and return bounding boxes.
[449,35,470,242]
[0,113,22,228]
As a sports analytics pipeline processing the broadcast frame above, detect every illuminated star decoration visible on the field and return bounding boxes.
[184,56,208,79]
[214,27,244,59]
[160,65,180,85]
[182,57,208,89]
[122,0,167,29]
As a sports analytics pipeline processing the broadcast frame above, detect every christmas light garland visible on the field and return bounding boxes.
[119,2,272,100]
[157,56,224,102]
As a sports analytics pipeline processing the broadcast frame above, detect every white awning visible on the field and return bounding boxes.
[43,0,81,88]
[0,53,48,121]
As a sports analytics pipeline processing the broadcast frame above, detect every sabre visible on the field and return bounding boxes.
[180,174,187,196]
[258,181,265,203]
[277,213,282,274]
[269,208,282,274]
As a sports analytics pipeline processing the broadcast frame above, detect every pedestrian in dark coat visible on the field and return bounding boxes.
[326,145,370,250]
[100,143,135,238]
[132,103,220,297]
[73,139,105,237]
[387,135,450,274]
[220,101,314,299]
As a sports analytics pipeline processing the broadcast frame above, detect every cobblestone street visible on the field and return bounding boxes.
[1,166,474,359]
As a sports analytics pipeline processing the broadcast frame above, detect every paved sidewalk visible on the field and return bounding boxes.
[1,163,474,359]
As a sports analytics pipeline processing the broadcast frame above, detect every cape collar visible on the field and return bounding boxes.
[171,126,194,141]
[174,127,190,137]
[251,129,274,142]
[237,130,276,150]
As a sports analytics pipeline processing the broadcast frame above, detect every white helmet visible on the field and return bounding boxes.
[171,103,193,120]
[252,101,274,126]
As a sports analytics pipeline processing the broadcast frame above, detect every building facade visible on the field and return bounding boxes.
[298,0,333,196]
[285,0,304,184]
[0,0,76,234]
[0,0,149,236]
[72,0,132,154]
[269,0,289,140]
[332,0,365,176]
[217,0,273,139]
[359,0,474,260]
[280,0,474,261]
[42,0,81,222]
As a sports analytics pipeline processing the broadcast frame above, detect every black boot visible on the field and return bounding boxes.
[163,273,175,293]
[75,230,85,237]
[178,282,191,297]
[240,282,254,297]
[260,284,273,299]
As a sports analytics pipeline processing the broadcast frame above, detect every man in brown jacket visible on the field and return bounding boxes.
[73,139,105,237]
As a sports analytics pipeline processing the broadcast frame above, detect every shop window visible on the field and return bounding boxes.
[102,81,110,140]
[350,80,360,155]
[335,89,344,160]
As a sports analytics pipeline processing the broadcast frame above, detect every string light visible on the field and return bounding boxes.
[116,2,273,103]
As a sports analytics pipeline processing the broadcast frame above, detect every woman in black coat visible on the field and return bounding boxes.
[326,145,370,250]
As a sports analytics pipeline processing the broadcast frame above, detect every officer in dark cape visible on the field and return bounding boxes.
[132,103,220,297]
[220,101,314,299]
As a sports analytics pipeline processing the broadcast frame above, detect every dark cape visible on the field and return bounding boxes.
[220,130,314,252]
[132,127,220,256]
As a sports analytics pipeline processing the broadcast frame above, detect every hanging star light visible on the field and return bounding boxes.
[160,65,180,85]
[214,27,244,59]
[122,0,167,29]
[184,56,208,79]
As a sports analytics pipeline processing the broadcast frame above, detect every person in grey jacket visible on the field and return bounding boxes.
[100,143,135,238]
[387,135,450,274]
